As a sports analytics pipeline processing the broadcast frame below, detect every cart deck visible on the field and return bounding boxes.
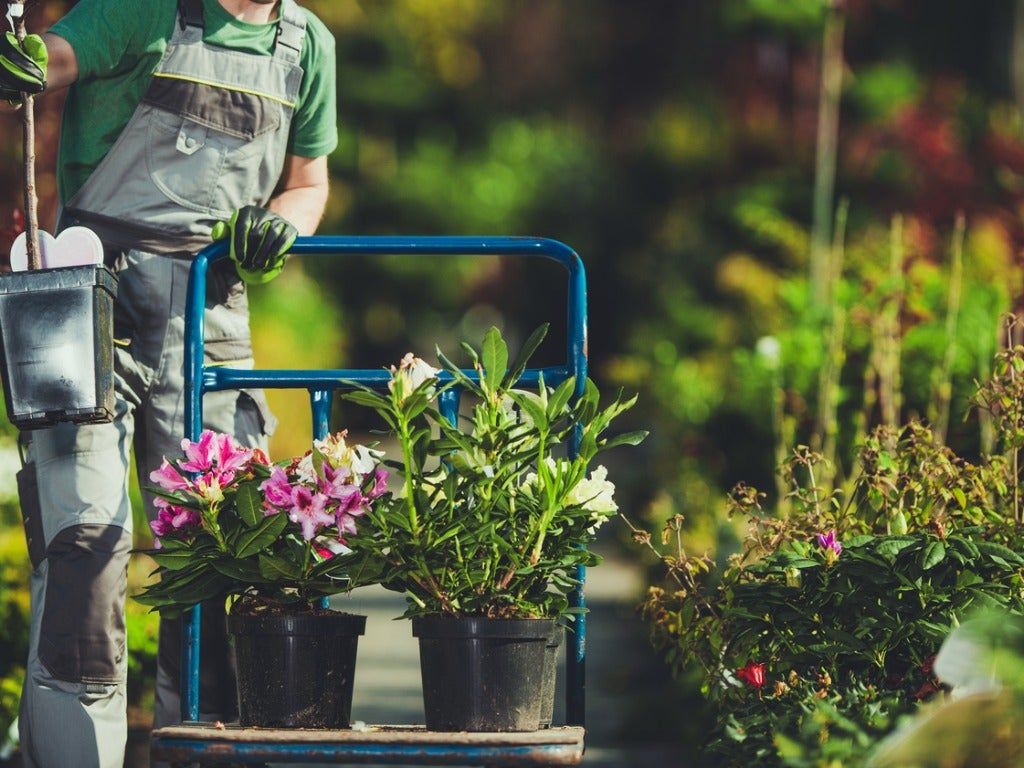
[150,725,586,765]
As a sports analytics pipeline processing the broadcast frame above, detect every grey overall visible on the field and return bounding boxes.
[17,2,306,765]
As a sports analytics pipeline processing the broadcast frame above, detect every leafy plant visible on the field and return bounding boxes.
[341,325,646,618]
[134,430,387,616]
[709,674,907,768]
[634,336,1024,766]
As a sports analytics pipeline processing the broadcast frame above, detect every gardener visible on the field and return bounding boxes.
[0,0,336,765]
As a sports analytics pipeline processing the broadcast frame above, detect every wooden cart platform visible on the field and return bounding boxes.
[151,723,586,766]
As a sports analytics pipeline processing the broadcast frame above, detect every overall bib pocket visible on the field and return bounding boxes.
[147,108,272,216]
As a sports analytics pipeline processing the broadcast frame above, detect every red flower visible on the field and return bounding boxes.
[736,661,767,690]
[920,654,937,678]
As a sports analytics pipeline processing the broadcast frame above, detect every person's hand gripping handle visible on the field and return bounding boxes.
[212,206,298,285]
[3,1,47,269]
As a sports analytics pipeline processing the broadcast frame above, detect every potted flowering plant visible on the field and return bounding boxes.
[135,429,387,728]
[341,326,646,731]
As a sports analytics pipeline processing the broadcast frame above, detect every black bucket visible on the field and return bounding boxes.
[228,610,366,728]
[0,265,117,430]
[540,625,563,728]
[412,616,555,732]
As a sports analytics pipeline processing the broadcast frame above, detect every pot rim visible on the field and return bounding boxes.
[412,615,556,640]
[228,610,367,637]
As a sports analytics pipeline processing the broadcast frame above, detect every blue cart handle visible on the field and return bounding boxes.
[186,236,589,437]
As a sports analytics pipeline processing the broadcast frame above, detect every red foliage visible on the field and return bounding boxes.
[0,209,24,270]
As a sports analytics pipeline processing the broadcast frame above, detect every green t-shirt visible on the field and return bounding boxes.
[51,0,337,204]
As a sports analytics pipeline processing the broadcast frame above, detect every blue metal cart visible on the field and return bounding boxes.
[150,236,589,766]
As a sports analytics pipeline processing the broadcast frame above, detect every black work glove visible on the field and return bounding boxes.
[212,205,298,285]
[0,32,46,102]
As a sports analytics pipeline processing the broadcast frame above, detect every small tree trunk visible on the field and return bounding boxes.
[13,1,40,270]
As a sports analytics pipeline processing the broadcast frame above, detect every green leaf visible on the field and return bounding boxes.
[511,390,548,431]
[874,537,917,559]
[312,446,327,478]
[976,541,1024,566]
[258,552,302,581]
[481,326,508,394]
[150,549,198,572]
[235,481,263,527]
[547,376,577,418]
[341,390,389,409]
[213,558,267,582]
[234,512,288,559]
[505,323,548,387]
[600,430,649,451]
[920,540,946,570]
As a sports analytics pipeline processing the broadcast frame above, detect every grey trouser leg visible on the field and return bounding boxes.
[18,252,273,768]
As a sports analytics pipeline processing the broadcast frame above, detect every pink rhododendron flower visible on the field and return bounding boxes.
[180,430,218,473]
[367,466,389,499]
[288,486,334,541]
[216,433,252,475]
[149,459,190,492]
[336,513,359,539]
[319,464,360,504]
[261,466,294,509]
[151,497,200,538]
[815,530,842,555]
[736,661,767,690]
[321,461,353,485]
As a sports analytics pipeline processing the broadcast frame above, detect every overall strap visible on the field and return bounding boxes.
[274,0,307,65]
[176,0,205,43]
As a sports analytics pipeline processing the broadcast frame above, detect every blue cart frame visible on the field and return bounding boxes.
[162,236,588,766]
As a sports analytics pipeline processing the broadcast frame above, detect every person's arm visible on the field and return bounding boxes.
[40,32,78,91]
[268,154,330,236]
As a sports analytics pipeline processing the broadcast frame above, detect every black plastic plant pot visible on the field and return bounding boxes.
[412,616,556,732]
[0,265,118,430]
[228,610,367,728]
[539,625,563,729]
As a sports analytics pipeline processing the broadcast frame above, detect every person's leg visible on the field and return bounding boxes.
[17,400,136,768]
[146,257,275,729]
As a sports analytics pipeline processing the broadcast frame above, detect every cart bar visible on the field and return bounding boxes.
[182,236,589,728]
[205,365,571,392]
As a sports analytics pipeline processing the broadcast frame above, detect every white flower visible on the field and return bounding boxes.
[389,353,441,399]
[568,465,618,532]
[755,336,781,368]
[313,432,383,481]
[567,464,618,515]
[524,460,618,532]
[295,453,317,484]
[351,444,381,476]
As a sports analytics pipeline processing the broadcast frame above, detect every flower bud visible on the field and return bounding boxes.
[891,510,908,535]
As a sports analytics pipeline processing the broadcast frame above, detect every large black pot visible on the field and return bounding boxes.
[228,610,366,728]
[0,265,117,430]
[412,616,555,732]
